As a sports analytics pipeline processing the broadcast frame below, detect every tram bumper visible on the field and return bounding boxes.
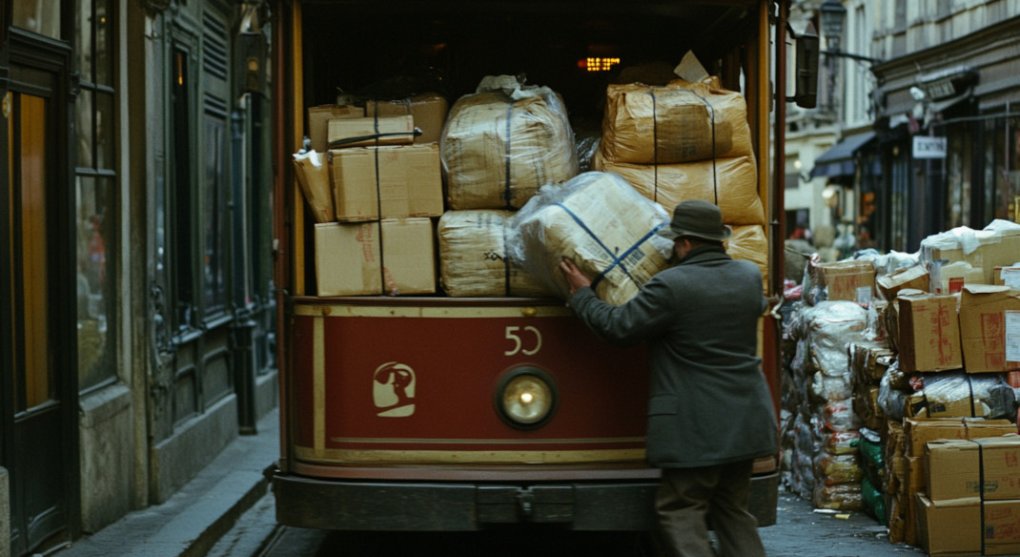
[272,471,778,531]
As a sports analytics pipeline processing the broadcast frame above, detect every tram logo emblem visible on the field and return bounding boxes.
[372,362,416,417]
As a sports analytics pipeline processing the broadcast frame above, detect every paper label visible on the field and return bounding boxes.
[1006,310,1020,363]
[1003,268,1020,290]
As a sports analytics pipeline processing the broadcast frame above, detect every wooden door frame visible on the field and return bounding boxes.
[3,26,81,552]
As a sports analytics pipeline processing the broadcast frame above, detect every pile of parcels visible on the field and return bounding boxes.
[291,62,769,303]
[780,221,1020,555]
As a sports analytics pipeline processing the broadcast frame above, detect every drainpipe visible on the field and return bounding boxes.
[232,103,258,434]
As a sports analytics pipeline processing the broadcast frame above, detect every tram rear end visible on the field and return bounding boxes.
[272,0,800,531]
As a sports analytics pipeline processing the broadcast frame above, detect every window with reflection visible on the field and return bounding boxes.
[202,116,228,314]
[13,0,61,39]
[74,0,118,391]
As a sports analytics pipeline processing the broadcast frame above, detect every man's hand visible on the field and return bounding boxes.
[558,257,591,295]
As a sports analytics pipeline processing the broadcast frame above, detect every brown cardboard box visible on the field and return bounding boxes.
[815,260,876,302]
[327,115,416,148]
[897,292,963,372]
[314,219,436,296]
[984,499,1020,555]
[905,417,1018,457]
[915,494,981,556]
[975,436,1020,500]
[330,145,443,221]
[933,261,986,294]
[925,439,981,500]
[995,265,1020,288]
[307,104,364,152]
[877,264,930,301]
[366,94,449,144]
[959,284,1020,373]
[315,222,382,296]
[923,230,1020,284]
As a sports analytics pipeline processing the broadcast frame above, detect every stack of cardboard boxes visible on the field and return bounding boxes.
[305,97,448,296]
[784,222,1020,554]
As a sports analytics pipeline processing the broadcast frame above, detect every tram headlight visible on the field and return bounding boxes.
[495,368,557,429]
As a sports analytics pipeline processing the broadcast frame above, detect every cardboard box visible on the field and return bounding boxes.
[307,104,364,153]
[933,261,985,295]
[923,230,1020,284]
[877,264,930,301]
[330,145,443,221]
[905,417,1018,457]
[915,494,981,556]
[897,292,963,372]
[815,260,876,302]
[366,94,449,144]
[327,115,416,149]
[975,436,1020,500]
[959,284,1020,373]
[995,265,1020,288]
[314,219,436,296]
[926,439,981,500]
[984,499,1020,555]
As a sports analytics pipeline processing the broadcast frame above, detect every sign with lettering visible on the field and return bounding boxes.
[913,136,947,159]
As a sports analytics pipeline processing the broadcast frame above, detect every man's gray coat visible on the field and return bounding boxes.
[568,247,778,468]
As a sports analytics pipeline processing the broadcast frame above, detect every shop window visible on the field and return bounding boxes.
[171,47,196,331]
[13,0,60,39]
[201,115,228,315]
[75,0,118,392]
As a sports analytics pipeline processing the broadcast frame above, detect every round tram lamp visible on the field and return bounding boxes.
[495,367,557,429]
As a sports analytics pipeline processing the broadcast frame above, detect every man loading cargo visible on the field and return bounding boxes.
[559,199,777,557]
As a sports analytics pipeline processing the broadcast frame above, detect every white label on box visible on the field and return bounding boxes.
[1006,310,1020,363]
[855,286,873,307]
[1003,267,1020,289]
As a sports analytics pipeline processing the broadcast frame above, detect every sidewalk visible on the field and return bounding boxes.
[54,408,280,557]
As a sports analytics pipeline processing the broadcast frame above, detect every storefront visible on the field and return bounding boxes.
[871,16,1020,252]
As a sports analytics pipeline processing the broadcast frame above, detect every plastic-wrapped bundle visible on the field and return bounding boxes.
[594,153,764,225]
[437,210,552,297]
[441,76,578,210]
[813,483,864,511]
[820,430,861,456]
[507,171,673,305]
[802,302,870,377]
[811,372,852,402]
[600,80,753,165]
[814,453,863,485]
[819,399,859,432]
[861,476,886,524]
[905,372,1018,419]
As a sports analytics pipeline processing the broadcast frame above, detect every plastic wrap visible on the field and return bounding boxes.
[507,171,673,305]
[877,370,907,421]
[861,476,887,524]
[600,80,753,165]
[594,153,764,226]
[811,372,852,402]
[441,76,578,210]
[906,372,1018,419]
[820,430,860,456]
[814,453,862,485]
[576,136,600,173]
[803,302,870,377]
[437,210,552,298]
[820,400,859,432]
[812,483,864,511]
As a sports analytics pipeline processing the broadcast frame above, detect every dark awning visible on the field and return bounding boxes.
[810,131,876,179]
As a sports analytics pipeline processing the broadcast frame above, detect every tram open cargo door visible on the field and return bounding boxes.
[271,0,817,532]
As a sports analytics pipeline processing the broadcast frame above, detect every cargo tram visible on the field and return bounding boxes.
[270,0,818,531]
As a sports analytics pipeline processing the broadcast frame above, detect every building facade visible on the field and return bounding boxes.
[794,0,1020,255]
[0,1,277,555]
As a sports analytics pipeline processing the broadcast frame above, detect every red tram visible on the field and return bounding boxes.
[270,0,817,531]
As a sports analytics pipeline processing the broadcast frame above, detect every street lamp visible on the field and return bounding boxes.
[819,0,847,49]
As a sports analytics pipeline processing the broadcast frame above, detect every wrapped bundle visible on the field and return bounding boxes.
[292,150,334,223]
[600,80,752,165]
[507,171,673,306]
[594,154,764,225]
[725,225,768,289]
[441,76,578,210]
[437,210,551,297]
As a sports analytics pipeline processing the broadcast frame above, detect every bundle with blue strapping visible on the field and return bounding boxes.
[507,171,673,306]
[441,75,578,210]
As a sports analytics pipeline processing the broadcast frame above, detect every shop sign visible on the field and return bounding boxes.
[913,136,947,159]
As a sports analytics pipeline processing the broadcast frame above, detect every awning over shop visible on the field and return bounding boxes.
[810,131,876,179]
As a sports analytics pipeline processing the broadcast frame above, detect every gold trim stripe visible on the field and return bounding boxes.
[313,316,325,456]
[295,445,645,465]
[294,304,573,319]
[329,436,645,445]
